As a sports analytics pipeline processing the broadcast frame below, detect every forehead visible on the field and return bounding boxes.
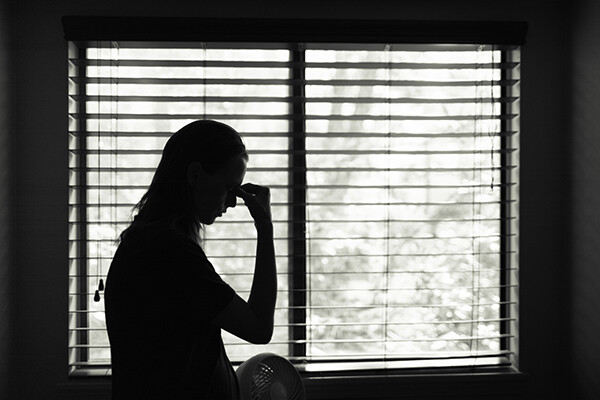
[222,155,247,185]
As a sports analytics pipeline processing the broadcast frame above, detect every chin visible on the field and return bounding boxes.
[200,216,217,225]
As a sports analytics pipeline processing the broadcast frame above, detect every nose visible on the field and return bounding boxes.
[225,191,237,209]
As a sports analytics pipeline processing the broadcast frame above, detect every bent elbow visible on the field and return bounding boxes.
[250,325,273,345]
[257,333,273,345]
[251,337,271,345]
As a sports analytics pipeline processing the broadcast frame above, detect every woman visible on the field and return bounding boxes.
[104,120,276,400]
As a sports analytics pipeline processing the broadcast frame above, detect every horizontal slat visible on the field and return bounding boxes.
[69,317,516,331]
[67,353,513,371]
[68,352,513,367]
[72,114,518,122]
[69,231,514,241]
[71,76,519,86]
[69,333,512,349]
[81,42,520,52]
[68,200,516,208]
[69,94,519,104]
[289,352,514,363]
[71,59,289,68]
[70,339,513,349]
[67,351,513,369]
[69,314,516,328]
[67,129,519,138]
[284,318,516,327]
[69,249,516,260]
[73,184,516,192]
[70,216,516,224]
[305,61,519,70]
[69,301,516,315]
[69,361,111,367]
[70,269,518,279]
[70,233,515,242]
[70,147,516,155]
[72,235,511,245]
[70,285,517,297]
[72,278,517,288]
[222,269,518,277]
[286,301,516,309]
[205,251,516,259]
[286,354,513,365]
[70,166,517,173]
[69,57,519,70]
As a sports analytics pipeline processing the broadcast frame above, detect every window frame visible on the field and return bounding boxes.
[64,17,527,393]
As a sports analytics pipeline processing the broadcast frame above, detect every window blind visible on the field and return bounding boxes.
[67,38,520,375]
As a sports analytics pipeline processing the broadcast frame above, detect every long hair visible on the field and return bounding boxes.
[121,120,248,243]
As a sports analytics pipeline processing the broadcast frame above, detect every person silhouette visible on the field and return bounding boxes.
[104,120,276,399]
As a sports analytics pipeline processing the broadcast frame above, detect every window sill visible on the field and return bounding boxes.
[58,366,528,400]
[304,367,528,399]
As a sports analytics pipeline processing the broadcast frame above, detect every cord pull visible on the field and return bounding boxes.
[98,279,105,291]
[94,290,101,302]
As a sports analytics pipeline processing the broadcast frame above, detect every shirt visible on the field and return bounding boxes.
[104,226,240,400]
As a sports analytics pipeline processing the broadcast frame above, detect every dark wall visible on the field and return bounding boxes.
[0,0,14,399]
[2,0,582,399]
[569,0,600,398]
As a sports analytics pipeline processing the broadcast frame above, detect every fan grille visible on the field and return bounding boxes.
[249,356,304,400]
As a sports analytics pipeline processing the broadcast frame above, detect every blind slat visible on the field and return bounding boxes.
[69,57,520,70]
[68,130,519,138]
[75,184,517,191]
[72,113,519,121]
[71,148,517,155]
[70,94,519,104]
[69,317,517,331]
[70,199,517,207]
[70,285,519,297]
[71,76,519,87]
[71,166,518,173]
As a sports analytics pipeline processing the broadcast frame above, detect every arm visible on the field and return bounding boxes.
[214,183,277,345]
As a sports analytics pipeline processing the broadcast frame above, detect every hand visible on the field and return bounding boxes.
[234,183,272,232]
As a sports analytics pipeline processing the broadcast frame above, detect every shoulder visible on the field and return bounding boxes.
[120,226,206,258]
[112,227,215,283]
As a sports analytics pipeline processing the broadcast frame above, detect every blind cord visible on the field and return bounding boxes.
[469,45,481,365]
[94,43,102,302]
[302,44,312,363]
[109,40,120,287]
[382,43,392,363]
[489,47,497,190]
[202,42,207,120]
[93,41,119,302]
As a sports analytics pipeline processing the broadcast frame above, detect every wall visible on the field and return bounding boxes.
[569,0,600,398]
[0,0,14,399]
[4,0,575,399]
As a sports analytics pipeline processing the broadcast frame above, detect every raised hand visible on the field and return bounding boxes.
[234,183,272,232]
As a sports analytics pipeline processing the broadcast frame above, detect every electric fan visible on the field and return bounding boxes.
[236,353,306,400]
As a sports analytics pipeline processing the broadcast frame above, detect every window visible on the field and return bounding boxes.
[66,18,523,377]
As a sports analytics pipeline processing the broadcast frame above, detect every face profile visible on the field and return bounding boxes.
[188,154,248,225]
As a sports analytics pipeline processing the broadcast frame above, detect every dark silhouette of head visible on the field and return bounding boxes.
[124,120,248,242]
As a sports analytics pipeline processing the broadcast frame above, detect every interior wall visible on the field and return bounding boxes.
[5,1,573,399]
[569,0,600,398]
[0,0,14,399]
